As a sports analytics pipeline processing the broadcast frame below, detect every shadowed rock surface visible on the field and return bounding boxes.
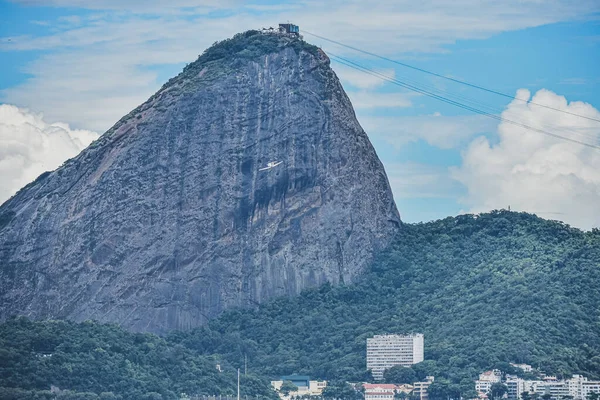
[0,31,400,333]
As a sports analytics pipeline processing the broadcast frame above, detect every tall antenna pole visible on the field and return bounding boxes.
[245,354,247,375]
[237,368,240,400]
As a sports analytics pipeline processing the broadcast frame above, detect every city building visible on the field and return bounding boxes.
[364,383,397,400]
[475,370,502,394]
[397,384,415,394]
[363,383,420,400]
[510,364,533,373]
[271,376,327,400]
[278,23,300,36]
[367,334,425,381]
[481,372,600,400]
[413,376,435,400]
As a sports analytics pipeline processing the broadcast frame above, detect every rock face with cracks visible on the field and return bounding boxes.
[0,31,401,333]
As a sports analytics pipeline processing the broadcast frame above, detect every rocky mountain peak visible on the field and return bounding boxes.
[0,30,401,333]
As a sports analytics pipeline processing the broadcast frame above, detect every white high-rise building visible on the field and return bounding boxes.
[367,334,424,381]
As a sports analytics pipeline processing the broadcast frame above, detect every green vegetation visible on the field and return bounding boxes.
[171,211,600,396]
[194,30,320,64]
[278,380,297,396]
[321,381,363,400]
[489,383,508,400]
[0,318,277,400]
[2,211,599,399]
[165,30,320,93]
[384,366,417,384]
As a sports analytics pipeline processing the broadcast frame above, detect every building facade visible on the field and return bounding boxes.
[476,370,503,394]
[271,376,327,400]
[364,383,397,400]
[510,364,533,373]
[367,334,425,381]
[499,374,600,400]
[413,376,435,400]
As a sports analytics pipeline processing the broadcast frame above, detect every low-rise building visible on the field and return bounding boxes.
[491,373,600,400]
[271,376,327,400]
[510,364,533,373]
[476,370,502,395]
[413,376,435,400]
[364,383,397,400]
[363,381,427,400]
[397,384,415,394]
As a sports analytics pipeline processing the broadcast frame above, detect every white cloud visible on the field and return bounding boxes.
[359,113,495,149]
[452,89,600,230]
[2,0,599,131]
[0,104,99,203]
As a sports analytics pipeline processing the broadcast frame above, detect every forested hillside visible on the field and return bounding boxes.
[171,211,600,394]
[0,318,277,400]
[2,212,599,399]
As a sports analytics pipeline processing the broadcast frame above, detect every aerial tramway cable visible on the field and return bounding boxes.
[327,52,600,150]
[325,52,599,145]
[303,30,600,124]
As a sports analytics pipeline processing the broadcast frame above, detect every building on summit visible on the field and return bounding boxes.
[260,23,301,38]
[278,23,300,36]
[367,334,425,381]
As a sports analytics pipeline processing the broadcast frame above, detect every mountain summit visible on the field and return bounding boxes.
[0,30,400,333]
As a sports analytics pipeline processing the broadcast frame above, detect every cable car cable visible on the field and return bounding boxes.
[324,48,600,144]
[328,53,600,150]
[303,30,600,124]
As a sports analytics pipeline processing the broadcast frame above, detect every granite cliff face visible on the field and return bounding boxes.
[0,31,401,333]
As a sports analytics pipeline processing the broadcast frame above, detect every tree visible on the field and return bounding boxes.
[489,383,508,400]
[280,381,298,396]
[521,392,532,400]
[587,392,600,400]
[428,381,451,400]
[384,366,418,384]
[322,381,361,400]
[395,391,409,400]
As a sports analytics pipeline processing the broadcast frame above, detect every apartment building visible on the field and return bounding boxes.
[476,370,503,394]
[502,374,600,400]
[367,334,425,381]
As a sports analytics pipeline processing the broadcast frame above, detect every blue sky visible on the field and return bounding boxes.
[1,0,599,229]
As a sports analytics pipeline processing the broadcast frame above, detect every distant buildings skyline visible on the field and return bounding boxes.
[475,368,600,400]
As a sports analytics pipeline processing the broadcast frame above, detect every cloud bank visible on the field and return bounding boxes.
[2,0,599,131]
[453,89,600,230]
[0,104,99,203]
